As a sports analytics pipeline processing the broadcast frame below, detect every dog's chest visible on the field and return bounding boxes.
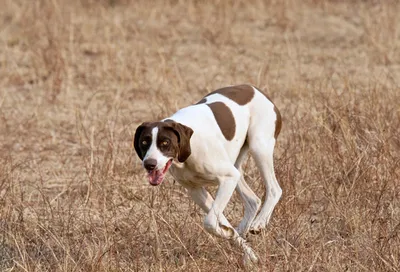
[169,162,219,187]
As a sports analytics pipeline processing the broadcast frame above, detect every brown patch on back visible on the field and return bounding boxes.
[207,102,235,141]
[196,98,207,105]
[206,85,255,105]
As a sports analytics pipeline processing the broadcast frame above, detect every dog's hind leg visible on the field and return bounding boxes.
[248,136,282,233]
[234,143,261,236]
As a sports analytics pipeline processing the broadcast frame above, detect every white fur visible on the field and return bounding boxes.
[156,85,282,263]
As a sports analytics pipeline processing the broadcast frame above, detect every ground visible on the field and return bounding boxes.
[0,0,399,271]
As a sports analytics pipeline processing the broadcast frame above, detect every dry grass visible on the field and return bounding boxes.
[0,0,399,271]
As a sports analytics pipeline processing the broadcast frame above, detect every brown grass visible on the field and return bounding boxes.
[0,0,399,271]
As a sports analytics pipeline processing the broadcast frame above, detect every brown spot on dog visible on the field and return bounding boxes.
[207,102,235,141]
[206,85,255,105]
[196,98,207,105]
[273,105,282,139]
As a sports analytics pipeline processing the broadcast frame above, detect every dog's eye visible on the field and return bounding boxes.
[141,140,148,146]
[161,140,170,146]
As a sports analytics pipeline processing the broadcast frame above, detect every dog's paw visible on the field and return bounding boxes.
[242,247,259,270]
[249,220,267,235]
[249,228,262,235]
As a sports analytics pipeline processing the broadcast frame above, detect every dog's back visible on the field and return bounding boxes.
[166,84,281,166]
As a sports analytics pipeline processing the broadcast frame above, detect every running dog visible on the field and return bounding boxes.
[134,85,282,263]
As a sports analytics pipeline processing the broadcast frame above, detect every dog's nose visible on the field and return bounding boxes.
[144,159,157,171]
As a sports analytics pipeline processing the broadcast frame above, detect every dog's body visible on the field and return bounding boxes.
[134,85,282,263]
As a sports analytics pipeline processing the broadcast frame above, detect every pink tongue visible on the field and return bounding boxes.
[147,160,173,186]
[148,170,164,186]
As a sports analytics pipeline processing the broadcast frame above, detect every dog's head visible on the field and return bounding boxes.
[134,120,193,186]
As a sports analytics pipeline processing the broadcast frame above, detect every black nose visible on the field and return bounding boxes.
[144,159,157,171]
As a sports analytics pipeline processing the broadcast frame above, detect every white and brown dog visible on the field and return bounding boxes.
[134,85,282,263]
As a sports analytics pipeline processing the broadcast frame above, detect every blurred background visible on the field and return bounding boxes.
[0,0,399,271]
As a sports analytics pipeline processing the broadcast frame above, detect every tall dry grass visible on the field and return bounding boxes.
[0,0,399,271]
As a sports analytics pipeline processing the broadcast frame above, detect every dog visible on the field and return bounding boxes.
[134,84,282,263]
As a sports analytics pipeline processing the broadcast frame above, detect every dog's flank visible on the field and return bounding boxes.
[134,84,282,264]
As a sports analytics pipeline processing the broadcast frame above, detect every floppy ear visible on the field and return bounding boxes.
[134,122,149,160]
[167,122,194,162]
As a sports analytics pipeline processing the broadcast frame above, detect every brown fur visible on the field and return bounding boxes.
[273,105,282,139]
[196,98,207,104]
[207,102,236,141]
[206,85,255,105]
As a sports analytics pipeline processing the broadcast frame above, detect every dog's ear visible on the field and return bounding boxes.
[166,121,194,162]
[134,122,150,160]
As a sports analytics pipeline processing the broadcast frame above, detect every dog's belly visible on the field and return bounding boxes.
[169,164,219,187]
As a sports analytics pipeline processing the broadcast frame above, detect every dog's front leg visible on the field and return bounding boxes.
[187,186,234,236]
[203,173,239,238]
[201,167,258,264]
[187,186,213,213]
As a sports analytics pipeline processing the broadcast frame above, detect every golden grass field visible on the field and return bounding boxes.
[0,0,399,271]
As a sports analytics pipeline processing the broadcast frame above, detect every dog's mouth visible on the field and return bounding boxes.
[147,159,173,186]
